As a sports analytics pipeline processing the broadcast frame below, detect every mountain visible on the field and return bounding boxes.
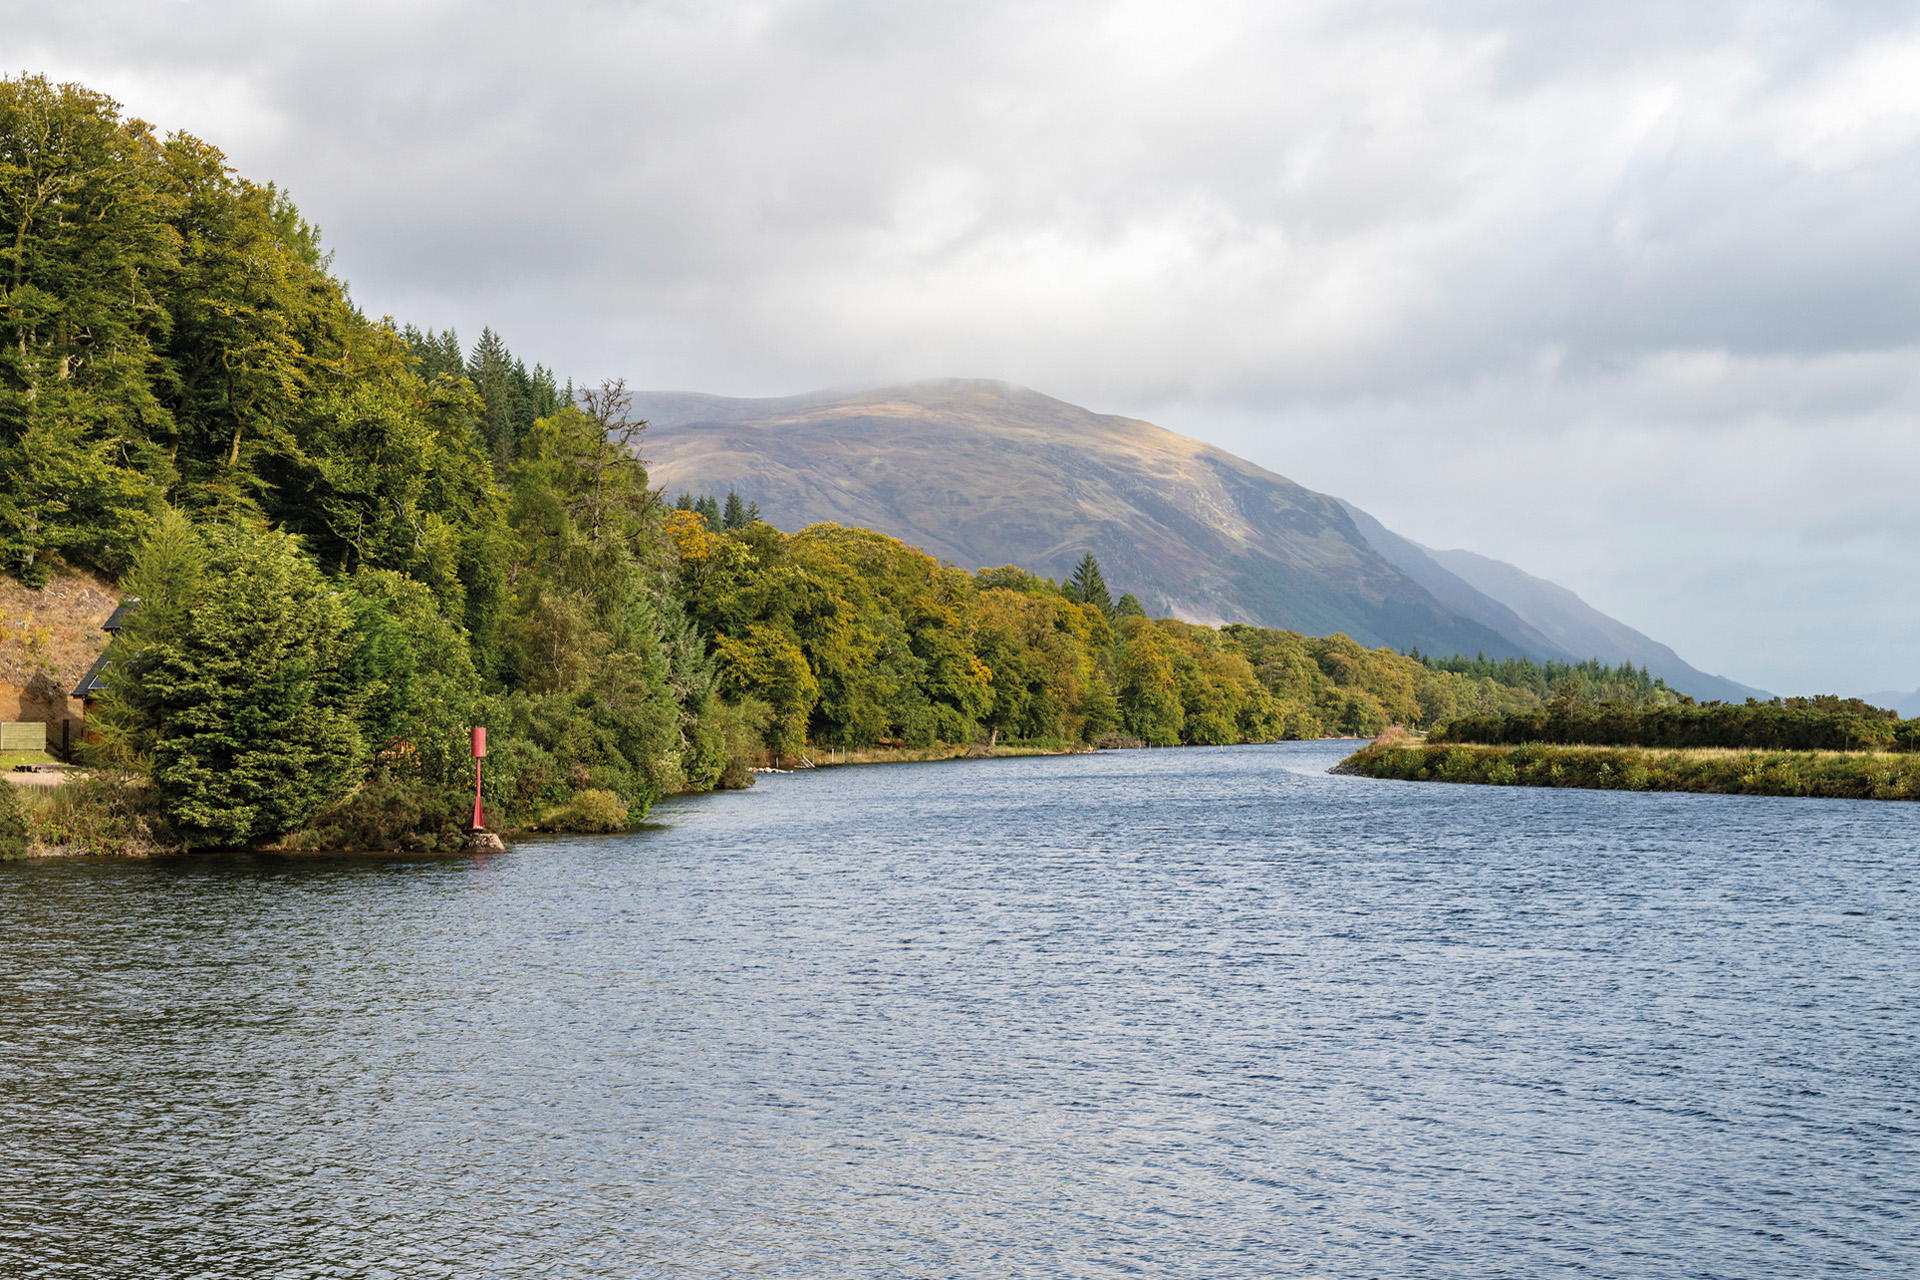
[1338,502,1769,703]
[636,379,1758,697]
[1865,691,1920,717]
[638,380,1535,658]
[1334,503,1575,661]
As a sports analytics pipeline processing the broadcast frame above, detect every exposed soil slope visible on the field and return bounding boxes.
[0,569,119,744]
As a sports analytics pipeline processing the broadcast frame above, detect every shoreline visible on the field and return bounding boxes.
[1335,739,1920,802]
[10,737,1373,861]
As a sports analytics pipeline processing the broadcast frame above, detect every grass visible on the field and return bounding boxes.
[0,748,57,770]
[796,739,1094,768]
[12,770,181,858]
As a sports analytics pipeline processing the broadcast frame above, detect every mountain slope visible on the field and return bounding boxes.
[637,379,1757,698]
[1418,546,1769,703]
[1335,502,1577,662]
[639,380,1535,657]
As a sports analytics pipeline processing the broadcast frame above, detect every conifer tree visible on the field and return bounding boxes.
[467,327,523,466]
[723,490,747,529]
[100,519,367,847]
[1069,553,1113,617]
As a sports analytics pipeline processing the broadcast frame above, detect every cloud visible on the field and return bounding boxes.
[9,0,1920,692]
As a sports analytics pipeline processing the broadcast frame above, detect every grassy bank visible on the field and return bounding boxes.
[779,738,1096,769]
[1337,739,1920,802]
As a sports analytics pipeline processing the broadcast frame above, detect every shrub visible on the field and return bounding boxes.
[23,772,180,858]
[281,775,469,853]
[0,783,29,859]
[546,788,629,833]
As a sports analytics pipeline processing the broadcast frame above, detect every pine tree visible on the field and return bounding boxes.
[466,327,523,467]
[1069,553,1113,617]
[100,519,367,847]
[722,490,747,529]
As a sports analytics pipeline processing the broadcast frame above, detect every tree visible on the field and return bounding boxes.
[0,75,175,580]
[466,326,522,466]
[567,378,652,550]
[1114,617,1182,746]
[98,519,367,847]
[1068,553,1113,617]
[717,623,817,758]
[1115,592,1146,619]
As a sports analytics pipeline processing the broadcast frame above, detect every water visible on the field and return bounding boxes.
[3,741,1917,1277]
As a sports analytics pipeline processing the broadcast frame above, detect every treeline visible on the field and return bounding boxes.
[1409,651,1679,707]
[1432,697,1917,754]
[2,73,1664,855]
[674,489,760,532]
[665,517,1550,751]
[1343,739,1920,803]
[1,75,743,850]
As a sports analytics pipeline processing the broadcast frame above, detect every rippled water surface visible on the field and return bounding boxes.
[5,742,1918,1277]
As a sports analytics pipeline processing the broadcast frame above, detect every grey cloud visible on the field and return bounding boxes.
[10,0,1920,691]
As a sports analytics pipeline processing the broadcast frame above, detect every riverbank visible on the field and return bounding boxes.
[1335,738,1920,801]
[775,738,1097,770]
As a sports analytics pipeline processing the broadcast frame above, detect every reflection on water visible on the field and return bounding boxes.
[4,742,1917,1277]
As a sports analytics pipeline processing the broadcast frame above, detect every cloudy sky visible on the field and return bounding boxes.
[13,0,1920,695]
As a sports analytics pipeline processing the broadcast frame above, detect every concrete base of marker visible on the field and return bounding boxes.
[464,830,507,853]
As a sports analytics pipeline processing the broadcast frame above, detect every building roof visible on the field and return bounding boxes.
[103,598,141,631]
[73,652,114,699]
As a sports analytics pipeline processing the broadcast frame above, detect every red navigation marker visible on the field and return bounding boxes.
[471,726,487,831]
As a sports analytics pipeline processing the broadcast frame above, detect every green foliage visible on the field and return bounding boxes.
[0,75,173,578]
[1434,699,1905,753]
[1411,649,1679,708]
[96,521,367,847]
[677,488,759,531]
[545,788,629,833]
[0,72,756,851]
[1344,740,1920,802]
[1065,553,1113,616]
[0,781,28,859]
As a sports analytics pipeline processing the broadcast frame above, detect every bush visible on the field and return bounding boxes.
[1091,732,1145,750]
[280,775,469,853]
[22,772,180,858]
[0,783,29,859]
[545,788,629,833]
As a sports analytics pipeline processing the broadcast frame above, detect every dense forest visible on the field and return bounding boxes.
[0,74,1696,854]
[1410,651,1681,707]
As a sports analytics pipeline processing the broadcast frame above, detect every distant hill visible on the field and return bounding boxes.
[1866,690,1920,717]
[1339,503,1769,704]
[637,379,1761,699]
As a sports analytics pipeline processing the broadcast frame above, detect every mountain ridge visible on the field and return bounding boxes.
[636,379,1761,700]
